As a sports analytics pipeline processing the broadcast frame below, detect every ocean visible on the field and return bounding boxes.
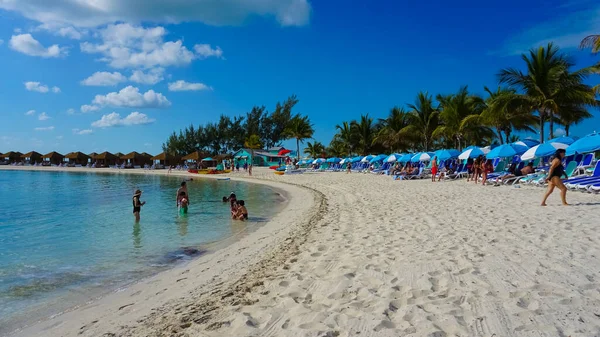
[0,170,285,334]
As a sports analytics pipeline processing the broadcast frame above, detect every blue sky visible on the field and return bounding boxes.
[0,0,598,155]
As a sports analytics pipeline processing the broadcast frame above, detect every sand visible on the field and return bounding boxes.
[3,166,600,337]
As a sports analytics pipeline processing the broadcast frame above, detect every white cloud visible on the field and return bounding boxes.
[80,104,100,113]
[34,126,55,131]
[0,0,311,28]
[554,128,567,137]
[57,26,83,40]
[92,86,171,108]
[25,109,36,116]
[81,71,127,86]
[72,128,93,135]
[194,44,223,59]
[56,135,64,140]
[9,33,67,58]
[67,108,75,114]
[80,24,197,69]
[144,143,152,147]
[129,68,164,85]
[38,112,50,121]
[24,81,61,94]
[91,112,155,128]
[168,80,211,92]
[499,3,600,55]
[13,28,22,33]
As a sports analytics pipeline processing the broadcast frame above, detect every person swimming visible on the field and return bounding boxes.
[233,200,248,220]
[222,196,228,202]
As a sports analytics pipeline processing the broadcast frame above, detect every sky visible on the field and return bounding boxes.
[0,0,598,155]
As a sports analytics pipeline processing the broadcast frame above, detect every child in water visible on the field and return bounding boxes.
[178,191,189,214]
[233,200,248,220]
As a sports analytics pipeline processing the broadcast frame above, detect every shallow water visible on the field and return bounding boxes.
[0,170,285,333]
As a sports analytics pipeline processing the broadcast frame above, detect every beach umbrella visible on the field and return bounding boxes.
[278,149,292,155]
[411,152,435,163]
[434,149,460,161]
[360,155,375,163]
[398,153,414,163]
[201,157,214,161]
[369,154,387,164]
[326,157,341,163]
[566,133,600,155]
[514,139,540,147]
[313,158,326,164]
[458,147,485,160]
[548,136,576,145]
[509,143,530,154]
[384,153,401,163]
[351,156,363,163]
[486,144,525,159]
[521,142,568,161]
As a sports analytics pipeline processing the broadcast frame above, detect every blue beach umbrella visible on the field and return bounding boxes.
[434,149,460,161]
[326,157,341,163]
[313,158,326,164]
[516,139,540,147]
[369,154,387,164]
[361,155,375,163]
[486,144,526,159]
[548,136,576,145]
[566,133,600,155]
[458,146,485,160]
[521,142,568,161]
[398,153,414,163]
[385,153,401,163]
[351,156,363,163]
[339,157,351,164]
[411,152,435,163]
[509,143,529,154]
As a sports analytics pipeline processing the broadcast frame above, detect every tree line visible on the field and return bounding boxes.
[165,40,599,160]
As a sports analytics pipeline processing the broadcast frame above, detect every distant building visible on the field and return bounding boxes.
[232,148,288,167]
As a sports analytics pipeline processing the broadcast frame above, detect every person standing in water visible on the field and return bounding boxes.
[176,181,189,208]
[132,189,146,221]
[541,149,569,206]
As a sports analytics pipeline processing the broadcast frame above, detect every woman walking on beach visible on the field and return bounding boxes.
[430,156,438,182]
[541,149,569,206]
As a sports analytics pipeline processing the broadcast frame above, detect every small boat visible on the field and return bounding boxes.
[274,171,285,175]
[217,177,230,181]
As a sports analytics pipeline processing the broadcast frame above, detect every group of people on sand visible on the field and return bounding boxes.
[132,180,250,221]
[223,192,248,220]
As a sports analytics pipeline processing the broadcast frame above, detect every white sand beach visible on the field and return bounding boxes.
[4,166,600,337]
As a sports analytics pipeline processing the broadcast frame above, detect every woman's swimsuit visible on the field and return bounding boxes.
[132,196,141,214]
[550,162,565,179]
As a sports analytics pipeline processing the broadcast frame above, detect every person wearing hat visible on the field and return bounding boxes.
[133,189,146,221]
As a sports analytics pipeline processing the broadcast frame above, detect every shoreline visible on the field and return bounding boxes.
[3,166,321,337]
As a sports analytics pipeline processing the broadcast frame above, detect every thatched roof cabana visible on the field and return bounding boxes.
[141,152,153,158]
[114,152,125,158]
[122,151,152,166]
[88,152,98,159]
[151,152,181,167]
[21,151,43,163]
[95,151,118,167]
[65,152,91,165]
[2,151,23,161]
[182,151,208,161]
[42,152,64,165]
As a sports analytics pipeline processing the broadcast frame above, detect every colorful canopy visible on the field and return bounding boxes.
[201,157,215,161]
[278,149,292,155]
[548,136,576,145]
[398,153,414,163]
[459,147,485,160]
[326,157,341,163]
[410,152,435,163]
[486,143,528,159]
[313,158,326,164]
[360,155,375,163]
[369,154,387,163]
[384,153,401,163]
[434,149,460,161]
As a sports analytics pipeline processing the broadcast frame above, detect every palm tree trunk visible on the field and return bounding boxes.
[496,128,504,144]
[539,113,545,144]
[565,125,570,137]
[548,110,554,140]
[505,131,510,144]
[296,138,300,160]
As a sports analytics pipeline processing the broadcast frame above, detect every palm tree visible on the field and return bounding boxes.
[462,86,537,144]
[327,139,347,157]
[244,134,262,166]
[402,92,440,151]
[556,105,593,136]
[433,86,491,150]
[334,121,355,155]
[304,141,325,158]
[373,107,412,152]
[498,43,595,142]
[283,114,314,160]
[351,114,376,155]
[580,34,600,54]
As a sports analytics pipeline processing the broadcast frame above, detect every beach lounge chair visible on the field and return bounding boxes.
[531,161,579,186]
[564,161,600,189]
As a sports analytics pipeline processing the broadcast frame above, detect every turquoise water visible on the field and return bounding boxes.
[0,170,285,333]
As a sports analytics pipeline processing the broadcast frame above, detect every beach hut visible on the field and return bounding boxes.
[65,152,91,166]
[150,152,181,168]
[232,148,288,167]
[42,151,65,166]
[121,152,152,168]
[182,151,208,169]
[201,156,218,168]
[2,151,23,164]
[95,151,118,167]
[21,151,43,164]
